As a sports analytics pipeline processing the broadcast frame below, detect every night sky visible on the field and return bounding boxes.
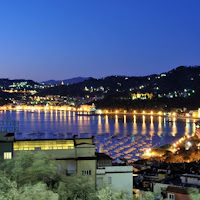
[0,0,200,82]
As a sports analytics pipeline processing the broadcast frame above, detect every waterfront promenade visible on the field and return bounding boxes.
[0,105,200,120]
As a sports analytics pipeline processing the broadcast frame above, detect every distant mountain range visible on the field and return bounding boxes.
[38,66,200,97]
[41,77,89,85]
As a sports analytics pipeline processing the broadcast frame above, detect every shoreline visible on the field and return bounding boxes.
[1,108,199,121]
[76,112,200,121]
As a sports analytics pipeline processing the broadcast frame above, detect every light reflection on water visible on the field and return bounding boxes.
[0,111,197,162]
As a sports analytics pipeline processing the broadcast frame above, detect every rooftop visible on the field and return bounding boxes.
[166,186,188,195]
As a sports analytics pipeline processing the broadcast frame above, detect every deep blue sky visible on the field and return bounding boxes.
[0,0,200,82]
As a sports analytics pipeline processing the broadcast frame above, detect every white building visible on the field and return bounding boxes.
[96,166,133,198]
[181,174,200,186]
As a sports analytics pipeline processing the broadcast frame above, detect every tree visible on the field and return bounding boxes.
[0,151,61,187]
[136,192,155,200]
[20,182,59,200]
[57,176,96,200]
[97,186,131,200]
[0,171,20,200]
[188,188,200,200]
[0,172,58,200]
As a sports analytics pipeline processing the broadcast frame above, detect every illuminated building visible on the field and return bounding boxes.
[131,93,153,100]
[79,104,96,112]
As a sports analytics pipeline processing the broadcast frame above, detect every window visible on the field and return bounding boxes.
[34,147,41,150]
[185,177,188,183]
[13,140,74,151]
[82,170,91,175]
[168,193,175,200]
[4,152,12,159]
[108,177,112,184]
[97,177,103,187]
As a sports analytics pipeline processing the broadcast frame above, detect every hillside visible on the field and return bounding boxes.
[38,66,200,96]
[0,79,42,90]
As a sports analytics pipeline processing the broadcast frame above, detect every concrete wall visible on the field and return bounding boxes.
[77,160,96,188]
[153,183,169,195]
[96,166,133,198]
[76,144,95,157]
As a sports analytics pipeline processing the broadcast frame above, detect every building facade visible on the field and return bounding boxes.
[96,166,133,197]
[166,186,190,200]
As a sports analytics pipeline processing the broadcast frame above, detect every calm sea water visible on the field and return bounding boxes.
[0,110,196,162]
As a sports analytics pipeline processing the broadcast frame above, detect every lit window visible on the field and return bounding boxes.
[4,152,12,159]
